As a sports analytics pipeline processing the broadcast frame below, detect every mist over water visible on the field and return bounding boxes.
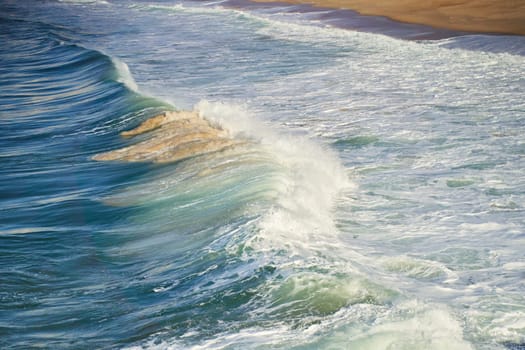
[1,0,524,349]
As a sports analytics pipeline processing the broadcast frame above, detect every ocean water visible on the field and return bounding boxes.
[1,0,524,349]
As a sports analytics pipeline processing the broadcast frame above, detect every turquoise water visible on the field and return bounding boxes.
[1,1,524,349]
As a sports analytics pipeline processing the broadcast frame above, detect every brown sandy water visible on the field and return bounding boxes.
[93,110,240,164]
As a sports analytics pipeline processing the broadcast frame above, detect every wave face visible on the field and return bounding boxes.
[1,1,525,349]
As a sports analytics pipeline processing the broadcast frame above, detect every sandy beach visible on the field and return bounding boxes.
[253,0,525,35]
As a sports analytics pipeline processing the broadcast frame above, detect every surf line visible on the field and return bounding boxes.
[93,110,242,163]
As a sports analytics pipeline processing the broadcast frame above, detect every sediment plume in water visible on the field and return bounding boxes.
[93,110,240,163]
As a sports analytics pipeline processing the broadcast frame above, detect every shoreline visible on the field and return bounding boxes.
[251,0,525,36]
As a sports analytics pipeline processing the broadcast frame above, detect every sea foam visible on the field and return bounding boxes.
[196,100,354,256]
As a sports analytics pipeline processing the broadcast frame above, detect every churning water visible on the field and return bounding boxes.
[1,0,524,349]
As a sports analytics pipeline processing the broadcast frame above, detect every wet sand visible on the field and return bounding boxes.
[252,0,525,35]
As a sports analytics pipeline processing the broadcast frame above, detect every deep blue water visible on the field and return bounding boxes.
[1,1,524,349]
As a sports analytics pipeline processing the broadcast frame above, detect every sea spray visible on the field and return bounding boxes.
[196,100,354,255]
[112,57,139,92]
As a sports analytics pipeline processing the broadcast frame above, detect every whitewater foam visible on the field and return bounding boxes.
[196,100,353,256]
[127,298,475,350]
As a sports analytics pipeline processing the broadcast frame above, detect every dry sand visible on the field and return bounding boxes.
[253,0,525,35]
